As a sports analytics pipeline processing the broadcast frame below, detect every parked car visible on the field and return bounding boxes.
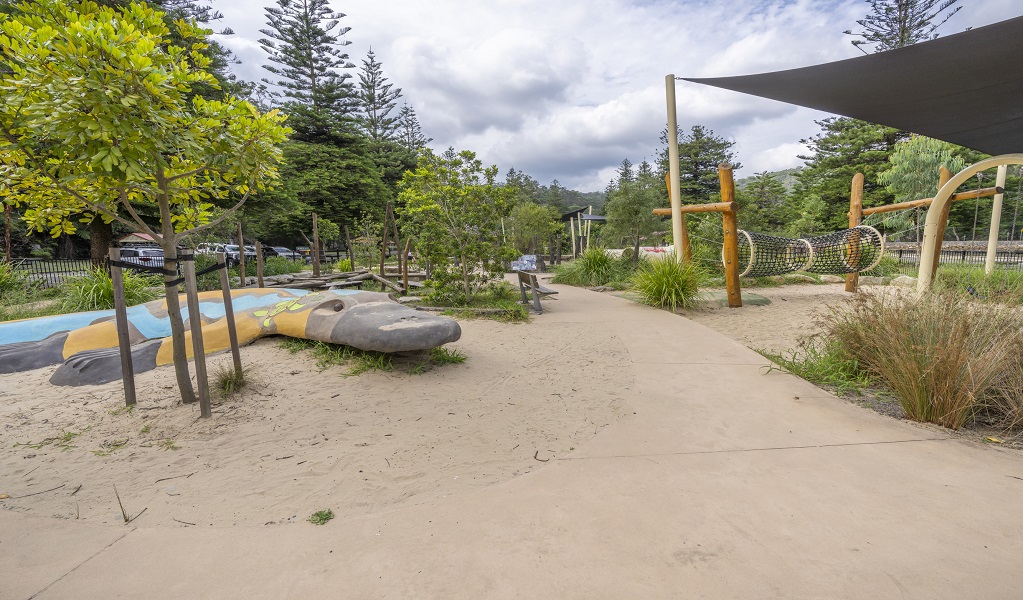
[195,243,226,256]
[223,244,257,268]
[264,246,302,260]
[120,247,165,269]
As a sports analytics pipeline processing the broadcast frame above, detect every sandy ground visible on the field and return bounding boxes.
[1,317,630,527]
[685,282,857,354]
[4,281,1009,528]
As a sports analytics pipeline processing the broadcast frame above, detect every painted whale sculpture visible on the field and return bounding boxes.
[0,289,461,386]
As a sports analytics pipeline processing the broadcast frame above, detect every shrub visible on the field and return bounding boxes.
[821,291,1023,429]
[332,258,352,273]
[263,256,305,276]
[195,254,222,291]
[861,254,902,278]
[933,264,1023,305]
[551,247,636,288]
[60,267,161,312]
[630,256,707,312]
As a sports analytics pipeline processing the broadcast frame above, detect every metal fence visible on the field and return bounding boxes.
[890,248,1023,271]
[10,257,182,288]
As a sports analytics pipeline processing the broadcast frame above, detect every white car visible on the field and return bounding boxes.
[120,247,165,269]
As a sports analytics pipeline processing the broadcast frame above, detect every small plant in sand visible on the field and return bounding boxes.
[309,509,334,525]
[430,347,466,365]
[212,364,247,398]
[630,256,707,312]
[92,438,129,457]
[15,428,86,451]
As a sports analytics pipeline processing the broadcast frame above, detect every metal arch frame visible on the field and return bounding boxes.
[917,154,1023,293]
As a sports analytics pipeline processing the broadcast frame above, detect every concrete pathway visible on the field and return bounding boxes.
[4,281,1023,599]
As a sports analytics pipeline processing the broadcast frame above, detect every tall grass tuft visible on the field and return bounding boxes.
[933,264,1023,305]
[759,338,871,396]
[630,256,707,312]
[60,267,161,312]
[0,260,30,299]
[821,291,1023,429]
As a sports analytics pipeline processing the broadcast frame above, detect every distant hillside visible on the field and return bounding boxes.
[736,167,802,191]
[564,190,607,213]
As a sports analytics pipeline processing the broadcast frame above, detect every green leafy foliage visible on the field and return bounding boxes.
[60,267,160,313]
[0,0,290,240]
[507,202,560,255]
[398,149,513,304]
[308,509,334,525]
[629,256,707,312]
[603,160,664,263]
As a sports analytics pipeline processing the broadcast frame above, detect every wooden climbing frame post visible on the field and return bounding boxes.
[846,173,864,293]
[718,164,742,308]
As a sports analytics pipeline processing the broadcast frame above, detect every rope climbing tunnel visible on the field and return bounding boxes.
[735,226,885,277]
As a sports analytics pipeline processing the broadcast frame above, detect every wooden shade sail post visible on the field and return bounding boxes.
[664,74,691,263]
[846,173,864,293]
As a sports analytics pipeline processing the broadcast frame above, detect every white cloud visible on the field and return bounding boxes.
[211,0,1020,191]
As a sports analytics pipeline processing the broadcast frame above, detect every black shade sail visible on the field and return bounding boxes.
[684,16,1023,156]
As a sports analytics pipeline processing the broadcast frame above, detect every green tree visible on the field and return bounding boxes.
[0,0,289,403]
[739,171,789,232]
[396,101,432,155]
[603,160,663,265]
[788,117,906,232]
[242,140,388,245]
[259,0,356,141]
[845,0,962,53]
[357,49,401,145]
[398,149,512,303]
[507,202,559,255]
[659,125,742,204]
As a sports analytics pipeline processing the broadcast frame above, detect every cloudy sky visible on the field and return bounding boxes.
[212,0,1020,191]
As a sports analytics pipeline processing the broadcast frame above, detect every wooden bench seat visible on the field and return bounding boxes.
[517,270,557,313]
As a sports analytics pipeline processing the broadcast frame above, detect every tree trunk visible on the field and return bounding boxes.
[632,234,641,267]
[156,174,196,405]
[461,253,471,304]
[59,232,75,259]
[90,218,112,268]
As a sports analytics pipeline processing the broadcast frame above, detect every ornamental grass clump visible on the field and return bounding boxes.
[60,267,160,312]
[629,256,707,312]
[551,247,634,288]
[821,291,1023,430]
